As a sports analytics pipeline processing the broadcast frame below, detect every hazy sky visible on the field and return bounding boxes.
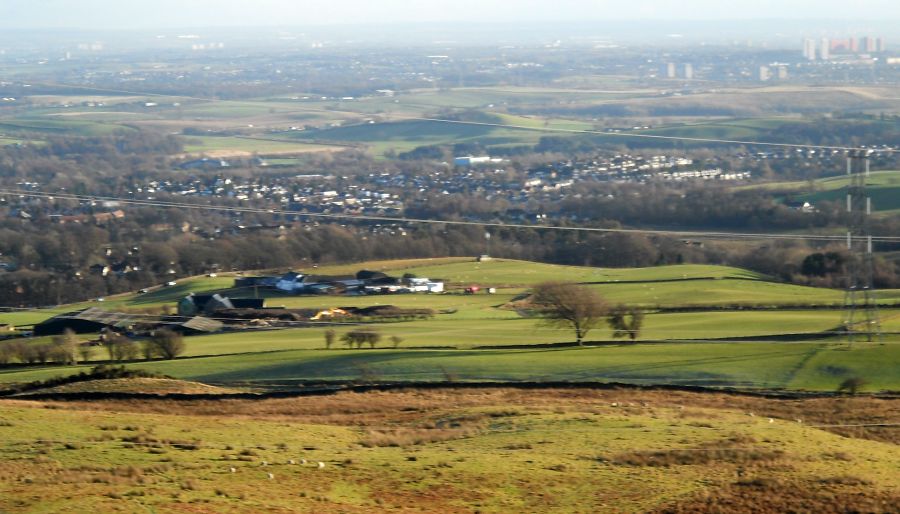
[1,0,898,29]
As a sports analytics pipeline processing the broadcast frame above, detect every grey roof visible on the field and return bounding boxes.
[53,307,136,328]
[178,316,224,333]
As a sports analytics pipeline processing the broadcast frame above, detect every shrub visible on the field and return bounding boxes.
[837,377,867,395]
[148,330,185,360]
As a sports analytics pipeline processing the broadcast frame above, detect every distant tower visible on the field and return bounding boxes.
[758,65,771,81]
[819,38,830,60]
[862,36,877,53]
[776,66,789,80]
[876,37,886,53]
[843,150,882,344]
[849,37,859,53]
[683,63,693,80]
[666,62,676,79]
[803,38,817,60]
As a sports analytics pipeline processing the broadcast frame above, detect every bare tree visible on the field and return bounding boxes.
[77,343,95,364]
[608,305,645,342]
[530,282,608,345]
[324,329,336,350]
[149,329,186,360]
[105,333,136,361]
[341,328,382,349]
[390,335,403,349]
[51,329,80,365]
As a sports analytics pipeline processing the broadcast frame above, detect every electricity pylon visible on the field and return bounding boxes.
[843,150,881,343]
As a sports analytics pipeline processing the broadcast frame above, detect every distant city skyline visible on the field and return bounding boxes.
[1,0,899,29]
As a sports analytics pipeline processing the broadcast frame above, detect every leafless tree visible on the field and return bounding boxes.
[530,282,608,345]
[608,305,645,342]
[149,329,186,360]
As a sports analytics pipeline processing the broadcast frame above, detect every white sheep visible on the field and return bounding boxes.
[288,459,295,465]
[229,467,236,473]
[261,461,268,466]
[267,472,274,480]
[317,461,325,469]
[300,459,307,465]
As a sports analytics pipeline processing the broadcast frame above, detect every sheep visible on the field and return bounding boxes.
[768,418,775,424]
[317,461,325,469]
[229,467,236,473]
[288,459,295,465]
[300,459,307,465]
[261,460,268,466]
[267,472,274,480]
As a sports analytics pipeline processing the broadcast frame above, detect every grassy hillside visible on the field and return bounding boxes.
[2,258,898,392]
[180,135,343,156]
[0,117,133,136]
[740,170,900,214]
[0,389,897,512]
[2,341,898,392]
[637,117,810,142]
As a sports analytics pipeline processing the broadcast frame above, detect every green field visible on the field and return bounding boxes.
[181,135,344,156]
[0,117,132,136]
[636,117,809,142]
[795,170,900,214]
[2,259,899,392]
[2,340,897,391]
[740,170,900,213]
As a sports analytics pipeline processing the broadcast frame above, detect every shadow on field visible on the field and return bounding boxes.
[193,345,820,387]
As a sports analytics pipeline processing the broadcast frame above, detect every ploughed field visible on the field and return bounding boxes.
[0,388,897,513]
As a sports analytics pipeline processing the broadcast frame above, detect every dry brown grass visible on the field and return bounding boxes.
[608,434,786,467]
[654,477,900,514]
[360,426,481,448]
[20,387,900,445]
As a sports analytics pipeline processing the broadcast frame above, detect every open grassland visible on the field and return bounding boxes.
[180,135,346,157]
[3,259,899,393]
[636,117,810,142]
[0,136,28,146]
[739,170,900,214]
[0,117,132,136]
[795,170,900,214]
[1,341,898,392]
[1,259,873,328]
[0,389,896,513]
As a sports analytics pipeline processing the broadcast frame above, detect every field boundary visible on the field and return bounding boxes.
[8,380,900,402]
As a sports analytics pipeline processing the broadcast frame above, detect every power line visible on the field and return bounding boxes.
[5,188,900,243]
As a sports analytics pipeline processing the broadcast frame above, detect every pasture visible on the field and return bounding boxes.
[2,258,898,392]
[180,135,345,157]
[0,388,897,512]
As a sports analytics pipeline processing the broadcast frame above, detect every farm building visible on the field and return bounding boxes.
[155,316,224,336]
[275,272,363,294]
[233,276,279,288]
[454,156,492,167]
[177,294,265,317]
[33,308,136,336]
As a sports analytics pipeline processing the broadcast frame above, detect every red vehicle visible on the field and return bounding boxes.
[464,285,481,294]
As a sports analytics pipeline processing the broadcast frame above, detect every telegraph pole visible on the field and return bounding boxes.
[843,150,881,343]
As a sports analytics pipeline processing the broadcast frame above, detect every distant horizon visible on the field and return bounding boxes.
[1,18,898,30]
[1,0,898,30]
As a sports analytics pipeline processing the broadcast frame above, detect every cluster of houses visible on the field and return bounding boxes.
[236,270,445,296]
